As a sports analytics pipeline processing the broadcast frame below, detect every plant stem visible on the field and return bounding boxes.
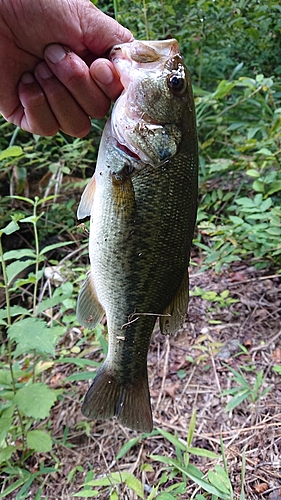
[0,235,27,457]
[32,197,40,315]
[113,0,118,21]
[142,0,149,40]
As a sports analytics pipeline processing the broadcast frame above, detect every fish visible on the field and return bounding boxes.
[76,39,198,433]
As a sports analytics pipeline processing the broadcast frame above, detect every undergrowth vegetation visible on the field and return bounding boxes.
[0,0,280,498]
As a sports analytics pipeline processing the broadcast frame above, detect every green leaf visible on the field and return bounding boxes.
[73,491,99,497]
[65,371,99,382]
[8,317,55,356]
[125,473,144,499]
[246,168,260,178]
[187,409,197,447]
[26,430,52,452]
[3,249,37,261]
[0,478,28,498]
[186,447,219,459]
[255,147,273,156]
[0,445,17,463]
[0,220,20,236]
[13,382,57,419]
[155,427,186,451]
[40,240,73,255]
[0,405,15,442]
[36,290,72,314]
[208,465,231,493]
[252,180,264,193]
[0,305,30,320]
[116,437,140,460]
[225,390,250,411]
[157,494,176,500]
[6,259,36,285]
[0,146,23,161]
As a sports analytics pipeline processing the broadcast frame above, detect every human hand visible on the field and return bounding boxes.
[0,0,133,137]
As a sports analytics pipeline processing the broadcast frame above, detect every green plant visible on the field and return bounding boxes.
[0,196,77,495]
[191,287,238,310]
[221,365,271,411]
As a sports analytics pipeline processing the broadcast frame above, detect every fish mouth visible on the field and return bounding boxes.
[116,141,141,160]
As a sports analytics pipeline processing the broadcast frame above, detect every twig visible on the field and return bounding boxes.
[250,330,281,353]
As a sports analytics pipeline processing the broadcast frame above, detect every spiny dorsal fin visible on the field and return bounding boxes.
[76,273,104,329]
[160,269,189,334]
[77,175,96,220]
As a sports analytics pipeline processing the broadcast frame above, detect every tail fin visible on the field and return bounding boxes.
[82,364,153,433]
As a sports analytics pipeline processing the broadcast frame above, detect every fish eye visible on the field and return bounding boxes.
[167,67,187,96]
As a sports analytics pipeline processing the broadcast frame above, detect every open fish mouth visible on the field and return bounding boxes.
[116,141,140,160]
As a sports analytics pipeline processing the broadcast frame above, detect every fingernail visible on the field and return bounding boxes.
[36,62,53,79]
[21,73,35,84]
[92,61,114,85]
[45,44,67,64]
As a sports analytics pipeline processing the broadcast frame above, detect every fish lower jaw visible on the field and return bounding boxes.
[115,140,154,168]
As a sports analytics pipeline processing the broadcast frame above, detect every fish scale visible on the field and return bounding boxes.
[76,39,198,432]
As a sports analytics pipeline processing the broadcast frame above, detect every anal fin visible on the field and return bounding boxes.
[82,364,153,433]
[76,273,104,329]
[160,269,189,335]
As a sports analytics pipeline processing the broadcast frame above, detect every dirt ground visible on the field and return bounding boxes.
[11,258,279,500]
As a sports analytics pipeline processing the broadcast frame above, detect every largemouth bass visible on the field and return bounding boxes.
[77,39,198,432]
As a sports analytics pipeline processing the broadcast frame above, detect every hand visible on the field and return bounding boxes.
[0,0,133,137]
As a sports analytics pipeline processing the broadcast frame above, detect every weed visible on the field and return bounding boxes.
[220,365,271,412]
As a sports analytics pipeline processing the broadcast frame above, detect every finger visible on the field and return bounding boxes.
[34,61,92,137]
[90,59,124,102]
[44,44,112,119]
[17,73,60,136]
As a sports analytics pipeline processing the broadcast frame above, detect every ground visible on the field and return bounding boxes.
[5,258,279,499]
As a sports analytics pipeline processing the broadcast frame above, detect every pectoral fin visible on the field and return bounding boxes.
[76,273,104,328]
[77,175,96,219]
[160,269,189,334]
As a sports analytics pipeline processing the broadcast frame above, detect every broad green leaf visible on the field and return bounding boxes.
[8,317,55,356]
[14,382,57,419]
[40,240,73,255]
[0,305,30,320]
[3,249,37,261]
[36,291,72,313]
[6,259,36,285]
[26,430,52,452]
[0,220,20,236]
[0,146,23,161]
[0,405,15,442]
[255,147,273,156]
[0,445,17,463]
[125,474,144,499]
[246,168,260,178]
[208,467,231,494]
